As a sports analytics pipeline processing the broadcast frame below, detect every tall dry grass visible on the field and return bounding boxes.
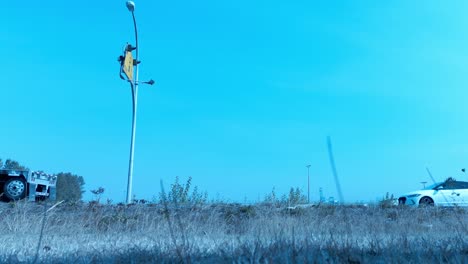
[0,201,466,263]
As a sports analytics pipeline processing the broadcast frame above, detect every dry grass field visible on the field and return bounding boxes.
[0,201,466,263]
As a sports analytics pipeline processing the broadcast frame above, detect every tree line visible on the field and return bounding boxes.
[0,158,85,202]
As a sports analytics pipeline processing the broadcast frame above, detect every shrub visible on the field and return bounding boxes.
[160,176,207,205]
[379,192,396,208]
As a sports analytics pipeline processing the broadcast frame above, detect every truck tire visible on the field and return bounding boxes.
[3,178,27,201]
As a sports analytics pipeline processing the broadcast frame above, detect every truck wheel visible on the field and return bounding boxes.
[3,178,27,201]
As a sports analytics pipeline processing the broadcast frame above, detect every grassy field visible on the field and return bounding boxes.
[0,201,466,263]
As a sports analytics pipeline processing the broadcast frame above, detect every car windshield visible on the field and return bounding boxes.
[423,182,442,190]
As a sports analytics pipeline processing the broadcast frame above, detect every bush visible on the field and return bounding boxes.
[379,192,396,208]
[264,187,307,206]
[160,176,207,205]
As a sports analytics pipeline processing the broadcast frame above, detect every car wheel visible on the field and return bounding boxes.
[419,196,434,207]
[3,178,27,201]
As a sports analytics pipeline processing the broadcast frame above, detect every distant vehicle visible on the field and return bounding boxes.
[398,179,468,207]
[0,169,57,202]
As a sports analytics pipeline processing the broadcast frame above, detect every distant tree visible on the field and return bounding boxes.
[263,187,307,206]
[0,158,28,170]
[285,187,307,205]
[56,172,85,201]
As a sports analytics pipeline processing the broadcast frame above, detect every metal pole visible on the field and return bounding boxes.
[420,181,427,188]
[306,165,311,203]
[126,10,139,204]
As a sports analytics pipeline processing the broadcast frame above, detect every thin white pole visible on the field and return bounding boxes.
[126,9,139,204]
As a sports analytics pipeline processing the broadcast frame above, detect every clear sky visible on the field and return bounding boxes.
[2,1,468,203]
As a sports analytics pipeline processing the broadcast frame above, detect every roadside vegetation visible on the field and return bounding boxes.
[1,163,466,263]
[0,178,466,263]
[0,201,466,263]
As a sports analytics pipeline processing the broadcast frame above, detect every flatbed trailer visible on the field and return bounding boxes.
[0,169,56,201]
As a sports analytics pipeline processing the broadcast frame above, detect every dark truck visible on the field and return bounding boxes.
[0,169,57,201]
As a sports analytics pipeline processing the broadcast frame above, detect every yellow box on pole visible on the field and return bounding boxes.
[123,51,134,81]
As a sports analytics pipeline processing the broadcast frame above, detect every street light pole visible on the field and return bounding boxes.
[126,1,139,204]
[306,164,311,203]
[118,1,154,204]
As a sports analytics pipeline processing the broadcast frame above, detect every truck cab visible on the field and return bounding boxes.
[0,169,57,201]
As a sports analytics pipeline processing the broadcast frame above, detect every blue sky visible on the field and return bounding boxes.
[2,1,468,203]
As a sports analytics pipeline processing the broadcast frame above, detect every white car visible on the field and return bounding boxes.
[398,180,468,207]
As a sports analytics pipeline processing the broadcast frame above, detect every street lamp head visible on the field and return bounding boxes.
[126,1,135,12]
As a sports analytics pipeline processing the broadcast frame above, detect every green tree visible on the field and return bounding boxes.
[285,187,307,205]
[0,158,28,170]
[264,187,307,206]
[56,172,85,201]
